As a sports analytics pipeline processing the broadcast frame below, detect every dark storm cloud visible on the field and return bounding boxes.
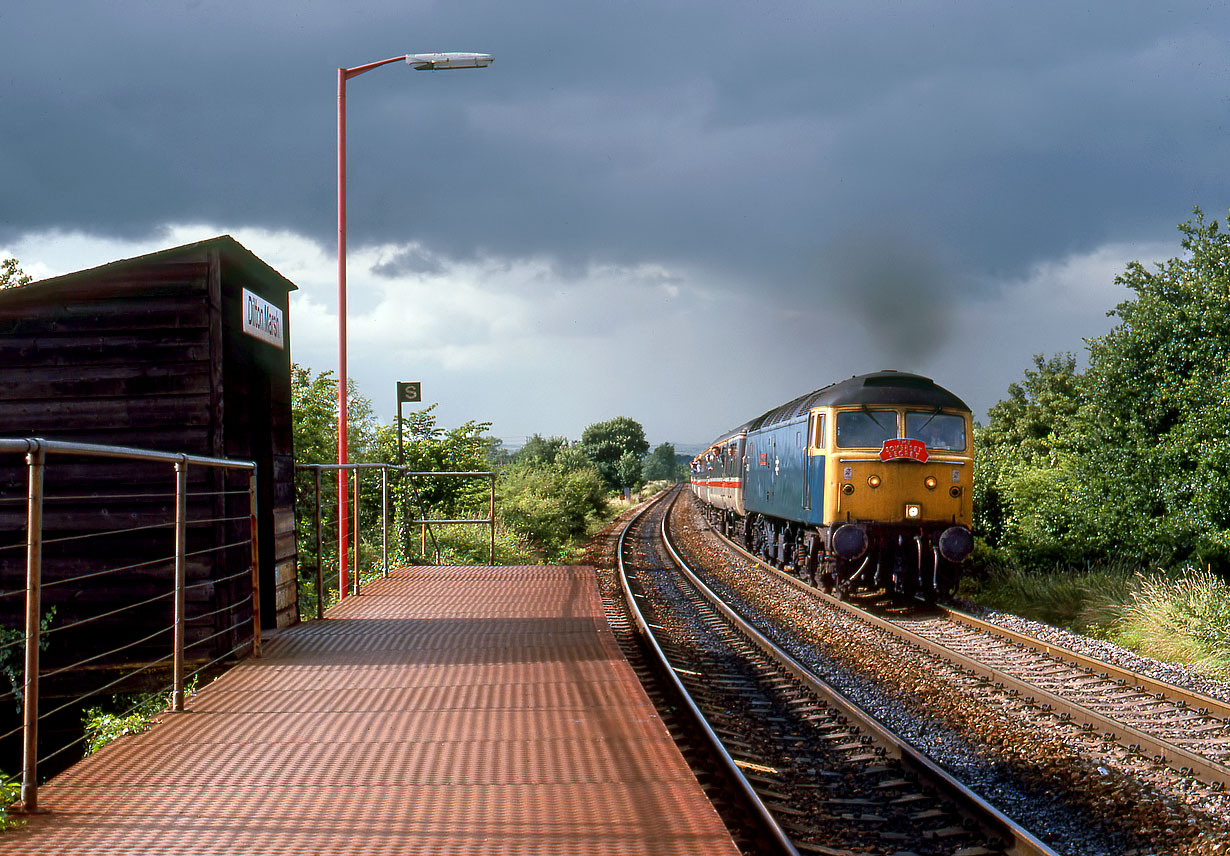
[3,1,1229,298]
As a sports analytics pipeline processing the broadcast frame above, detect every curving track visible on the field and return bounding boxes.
[616,488,1057,856]
[695,491,1230,789]
[679,489,1230,855]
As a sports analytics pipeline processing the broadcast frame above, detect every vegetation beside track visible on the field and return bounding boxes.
[974,209,1230,577]
[964,209,1230,681]
[290,365,684,611]
[960,562,1230,680]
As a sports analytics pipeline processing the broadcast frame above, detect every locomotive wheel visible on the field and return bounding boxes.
[803,536,820,586]
[818,570,835,593]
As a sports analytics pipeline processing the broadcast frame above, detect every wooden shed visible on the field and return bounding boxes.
[0,236,299,650]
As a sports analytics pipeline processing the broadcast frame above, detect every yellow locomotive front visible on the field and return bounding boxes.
[818,402,974,598]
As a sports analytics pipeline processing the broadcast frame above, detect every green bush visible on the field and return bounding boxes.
[81,680,196,756]
[497,459,607,561]
[0,775,19,829]
[973,212,1230,573]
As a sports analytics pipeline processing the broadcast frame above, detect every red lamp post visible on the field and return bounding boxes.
[336,52,492,598]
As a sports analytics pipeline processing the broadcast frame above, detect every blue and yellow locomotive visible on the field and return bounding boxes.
[691,371,974,600]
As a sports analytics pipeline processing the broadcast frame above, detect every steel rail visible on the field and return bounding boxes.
[698,506,1230,789]
[855,602,1230,788]
[661,498,1059,856]
[616,491,800,856]
[938,605,1230,721]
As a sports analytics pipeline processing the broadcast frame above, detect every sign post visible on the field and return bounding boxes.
[396,382,421,466]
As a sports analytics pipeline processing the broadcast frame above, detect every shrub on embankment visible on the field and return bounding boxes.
[966,209,1230,680]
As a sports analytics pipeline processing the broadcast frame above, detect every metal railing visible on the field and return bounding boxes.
[295,464,495,618]
[0,438,258,813]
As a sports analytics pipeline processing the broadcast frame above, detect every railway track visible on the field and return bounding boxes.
[676,490,1230,854]
[695,496,1230,790]
[616,488,1056,856]
[892,607,1230,788]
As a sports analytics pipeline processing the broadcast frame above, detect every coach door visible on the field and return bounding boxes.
[802,414,815,510]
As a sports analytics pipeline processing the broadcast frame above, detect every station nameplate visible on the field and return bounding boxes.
[242,288,284,349]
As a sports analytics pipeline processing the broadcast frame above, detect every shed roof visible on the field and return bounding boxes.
[0,235,297,307]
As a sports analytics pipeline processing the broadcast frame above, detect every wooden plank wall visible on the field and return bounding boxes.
[0,261,258,665]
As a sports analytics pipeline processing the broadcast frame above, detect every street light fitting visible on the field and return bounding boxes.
[334,48,492,600]
[406,52,494,70]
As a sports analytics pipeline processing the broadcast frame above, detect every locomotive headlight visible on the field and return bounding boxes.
[867,475,881,488]
[905,503,922,520]
[924,476,938,490]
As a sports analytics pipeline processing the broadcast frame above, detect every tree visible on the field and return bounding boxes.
[515,434,571,466]
[974,354,1083,552]
[1,257,32,289]
[578,416,649,490]
[1074,208,1230,567]
[642,442,681,482]
[614,450,644,493]
[977,209,1230,572]
[376,406,494,518]
[291,364,382,465]
[291,365,385,577]
[980,353,1082,468]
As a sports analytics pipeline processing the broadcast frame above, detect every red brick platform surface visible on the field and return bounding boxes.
[3,565,740,855]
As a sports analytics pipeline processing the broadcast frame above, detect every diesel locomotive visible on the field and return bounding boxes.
[690,370,974,600]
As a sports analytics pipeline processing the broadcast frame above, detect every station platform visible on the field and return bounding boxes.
[4,565,741,855]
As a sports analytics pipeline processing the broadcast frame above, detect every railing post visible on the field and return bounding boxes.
[249,472,262,658]
[19,443,45,813]
[314,466,323,620]
[381,466,389,577]
[489,473,496,564]
[172,459,188,712]
[353,468,361,596]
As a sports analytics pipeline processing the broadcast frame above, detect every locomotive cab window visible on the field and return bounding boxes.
[835,409,897,448]
[810,413,826,449]
[905,411,966,451]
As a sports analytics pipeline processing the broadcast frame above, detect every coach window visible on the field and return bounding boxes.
[836,409,897,448]
[906,411,966,451]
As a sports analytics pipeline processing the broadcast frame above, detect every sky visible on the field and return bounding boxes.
[3,2,1229,452]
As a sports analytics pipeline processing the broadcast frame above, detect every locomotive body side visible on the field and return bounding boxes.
[743,414,824,527]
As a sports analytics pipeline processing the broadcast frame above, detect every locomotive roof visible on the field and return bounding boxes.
[717,371,969,442]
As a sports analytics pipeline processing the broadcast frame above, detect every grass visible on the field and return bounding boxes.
[961,557,1230,680]
[1112,568,1230,680]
